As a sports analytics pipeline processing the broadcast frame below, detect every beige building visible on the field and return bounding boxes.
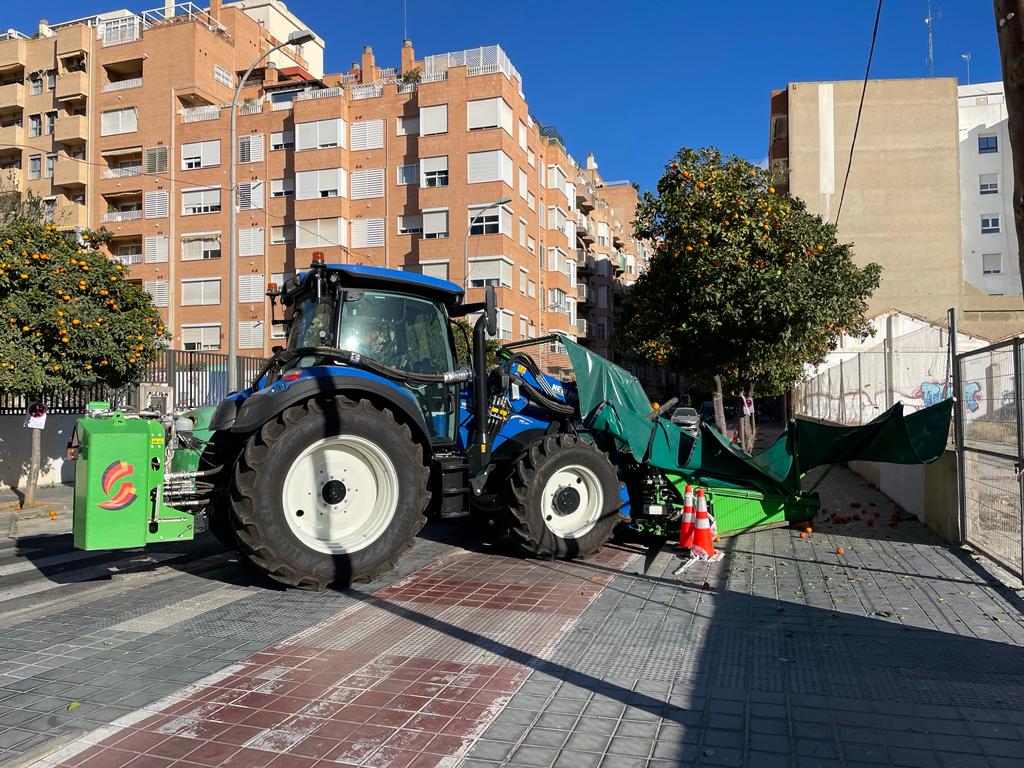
[769,77,1024,340]
[0,0,645,371]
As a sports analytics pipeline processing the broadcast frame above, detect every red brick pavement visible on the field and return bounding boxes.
[48,546,637,768]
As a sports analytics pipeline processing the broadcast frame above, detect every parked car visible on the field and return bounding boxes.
[671,406,701,432]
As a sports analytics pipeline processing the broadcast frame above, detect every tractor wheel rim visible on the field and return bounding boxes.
[282,434,399,555]
[540,464,603,539]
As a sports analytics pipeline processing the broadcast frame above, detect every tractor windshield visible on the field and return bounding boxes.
[340,290,457,441]
[287,297,336,348]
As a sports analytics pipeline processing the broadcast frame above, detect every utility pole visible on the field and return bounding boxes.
[962,52,972,84]
[994,0,1024,295]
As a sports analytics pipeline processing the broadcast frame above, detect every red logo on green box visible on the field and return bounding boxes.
[98,461,136,510]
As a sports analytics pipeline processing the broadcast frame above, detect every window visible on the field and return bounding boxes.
[238,228,264,256]
[548,206,567,233]
[237,181,265,211]
[28,114,41,138]
[296,118,344,150]
[144,235,168,263]
[421,156,448,187]
[469,207,500,236]
[496,310,514,341]
[528,149,535,168]
[296,168,346,199]
[101,108,138,136]
[422,209,448,239]
[214,64,233,88]
[398,214,423,235]
[519,218,527,248]
[397,116,419,136]
[351,217,385,248]
[547,248,564,273]
[182,324,219,350]
[238,320,263,349]
[182,278,221,306]
[397,163,418,185]
[239,274,264,303]
[982,215,1001,234]
[144,280,169,307]
[983,252,1002,274]
[271,225,294,244]
[420,104,448,136]
[980,174,999,195]
[528,191,535,211]
[422,261,448,281]
[45,112,56,136]
[271,178,294,197]
[117,241,142,265]
[468,257,513,288]
[519,268,527,294]
[519,169,528,200]
[44,153,56,179]
[145,146,168,174]
[518,120,528,151]
[182,187,221,216]
[144,190,168,219]
[547,165,568,195]
[468,150,513,185]
[350,119,384,150]
[181,140,220,170]
[466,97,513,135]
[978,134,998,154]
[527,236,535,255]
[46,70,56,91]
[528,279,536,298]
[238,134,265,164]
[28,74,42,95]
[271,130,294,150]
[597,221,609,247]
[350,168,384,200]
[296,217,347,249]
[181,233,221,261]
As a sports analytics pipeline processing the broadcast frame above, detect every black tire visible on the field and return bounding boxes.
[508,434,623,558]
[230,395,429,590]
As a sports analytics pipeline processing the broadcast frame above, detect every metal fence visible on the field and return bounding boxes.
[956,338,1023,578]
[0,349,267,415]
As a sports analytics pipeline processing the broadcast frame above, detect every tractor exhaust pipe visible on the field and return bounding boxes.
[469,287,497,477]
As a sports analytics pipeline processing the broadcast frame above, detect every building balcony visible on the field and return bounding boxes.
[56,25,90,57]
[0,121,23,147]
[56,71,88,102]
[0,37,26,74]
[101,208,142,223]
[576,281,589,303]
[101,164,142,179]
[101,76,142,93]
[613,233,625,249]
[578,253,596,275]
[53,200,88,229]
[54,157,87,187]
[576,188,594,214]
[55,114,88,144]
[0,82,24,109]
[576,318,588,337]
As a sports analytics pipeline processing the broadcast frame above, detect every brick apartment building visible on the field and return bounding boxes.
[0,0,648,371]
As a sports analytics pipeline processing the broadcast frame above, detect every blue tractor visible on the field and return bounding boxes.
[182,256,627,589]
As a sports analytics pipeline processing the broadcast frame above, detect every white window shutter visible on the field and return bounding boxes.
[467,97,500,130]
[202,140,220,167]
[144,235,168,263]
[420,104,447,136]
[422,262,448,280]
[351,168,384,199]
[144,146,167,174]
[296,121,317,150]
[238,321,262,349]
[468,151,499,183]
[238,227,264,257]
[518,120,527,151]
[351,217,385,248]
[296,170,318,200]
[237,182,252,210]
[325,118,344,148]
[144,191,168,219]
[144,280,168,307]
[244,180,264,209]
[239,134,264,163]
[123,108,137,133]
[500,153,513,186]
[500,100,513,136]
[422,210,448,237]
[101,110,117,135]
[239,274,264,303]
[351,119,384,150]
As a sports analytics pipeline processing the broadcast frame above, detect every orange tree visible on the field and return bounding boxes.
[0,205,166,505]
[615,147,880,440]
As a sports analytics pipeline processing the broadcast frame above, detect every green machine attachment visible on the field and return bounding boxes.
[71,408,201,550]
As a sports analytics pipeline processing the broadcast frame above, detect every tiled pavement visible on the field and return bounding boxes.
[0,466,1022,767]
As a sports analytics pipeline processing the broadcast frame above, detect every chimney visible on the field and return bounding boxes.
[164,0,175,19]
[209,0,221,19]
[400,39,415,78]
[37,19,52,37]
[586,152,598,171]
[360,45,376,84]
[264,62,278,85]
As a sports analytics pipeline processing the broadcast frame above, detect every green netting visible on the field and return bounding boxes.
[560,335,953,495]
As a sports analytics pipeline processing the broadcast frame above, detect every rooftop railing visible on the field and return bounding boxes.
[349,83,382,100]
[296,87,344,102]
[422,44,522,95]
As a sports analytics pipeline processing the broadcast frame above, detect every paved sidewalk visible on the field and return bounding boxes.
[3,466,1023,768]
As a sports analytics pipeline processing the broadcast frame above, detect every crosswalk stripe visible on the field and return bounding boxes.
[0,548,105,576]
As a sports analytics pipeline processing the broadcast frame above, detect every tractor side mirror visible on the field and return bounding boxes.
[484,286,497,338]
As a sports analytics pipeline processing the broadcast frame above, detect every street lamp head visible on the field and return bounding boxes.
[287,29,316,45]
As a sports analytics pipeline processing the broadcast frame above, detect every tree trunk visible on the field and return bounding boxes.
[746,384,757,453]
[24,426,41,508]
[713,374,728,435]
[994,0,1024,293]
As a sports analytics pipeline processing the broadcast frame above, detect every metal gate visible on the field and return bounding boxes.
[955,337,1024,578]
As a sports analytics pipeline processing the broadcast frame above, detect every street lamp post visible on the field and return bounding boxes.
[463,196,512,292]
[227,29,315,391]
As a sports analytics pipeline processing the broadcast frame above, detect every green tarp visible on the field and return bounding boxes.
[560,335,953,496]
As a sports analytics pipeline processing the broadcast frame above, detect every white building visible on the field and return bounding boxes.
[958,82,1021,297]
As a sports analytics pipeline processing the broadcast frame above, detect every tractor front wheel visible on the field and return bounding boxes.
[507,434,622,559]
[230,396,428,590]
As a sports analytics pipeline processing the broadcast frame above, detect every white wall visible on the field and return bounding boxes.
[958,82,1021,296]
[0,415,77,490]
[230,0,325,78]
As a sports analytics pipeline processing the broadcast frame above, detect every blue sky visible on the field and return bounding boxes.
[13,1,1003,190]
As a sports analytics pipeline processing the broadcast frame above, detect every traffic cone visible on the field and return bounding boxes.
[691,490,723,562]
[678,485,695,548]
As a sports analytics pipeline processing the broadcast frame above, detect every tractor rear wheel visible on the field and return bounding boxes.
[507,434,622,559]
[230,395,429,590]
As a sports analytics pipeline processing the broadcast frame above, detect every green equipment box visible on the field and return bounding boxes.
[72,413,194,550]
[703,485,819,537]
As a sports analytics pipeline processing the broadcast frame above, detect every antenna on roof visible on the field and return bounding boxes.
[924,1,942,77]
[403,0,408,41]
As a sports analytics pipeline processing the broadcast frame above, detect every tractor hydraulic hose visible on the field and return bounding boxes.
[518,378,577,417]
